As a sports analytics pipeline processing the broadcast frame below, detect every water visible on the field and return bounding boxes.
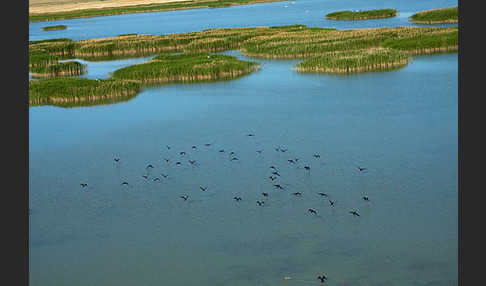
[29,0,457,41]
[29,1,458,285]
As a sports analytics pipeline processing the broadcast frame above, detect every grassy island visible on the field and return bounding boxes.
[42,25,67,31]
[410,6,458,24]
[29,78,142,106]
[326,9,397,20]
[29,25,458,107]
[112,53,259,84]
[29,0,284,22]
[297,48,409,74]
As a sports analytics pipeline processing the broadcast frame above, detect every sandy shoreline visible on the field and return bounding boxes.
[30,0,195,14]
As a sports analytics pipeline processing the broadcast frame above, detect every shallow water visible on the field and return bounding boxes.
[29,0,457,41]
[29,0,458,285]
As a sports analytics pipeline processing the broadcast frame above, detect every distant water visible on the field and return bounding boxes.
[29,1,458,285]
[29,0,457,41]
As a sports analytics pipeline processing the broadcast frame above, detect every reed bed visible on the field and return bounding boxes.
[297,48,409,74]
[42,25,67,31]
[112,53,259,84]
[30,61,86,78]
[410,6,458,24]
[29,0,284,22]
[326,9,397,20]
[29,78,142,106]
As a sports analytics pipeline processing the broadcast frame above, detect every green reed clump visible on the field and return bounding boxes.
[410,6,457,24]
[42,25,67,31]
[326,9,397,20]
[297,48,409,74]
[382,29,458,54]
[29,78,142,106]
[112,52,259,84]
[30,61,86,78]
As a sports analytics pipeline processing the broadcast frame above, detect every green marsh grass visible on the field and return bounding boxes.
[410,6,458,24]
[42,25,67,31]
[326,9,397,20]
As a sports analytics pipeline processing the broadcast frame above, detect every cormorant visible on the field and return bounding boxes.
[200,186,208,192]
[180,195,189,201]
[308,208,317,214]
[262,192,269,197]
[274,184,284,190]
[233,196,242,201]
[317,275,328,283]
[256,201,265,206]
[349,210,360,217]
[363,196,370,201]
[317,192,328,197]
[80,183,88,187]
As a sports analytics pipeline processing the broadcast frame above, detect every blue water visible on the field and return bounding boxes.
[29,1,458,286]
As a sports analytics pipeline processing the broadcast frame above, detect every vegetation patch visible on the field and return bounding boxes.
[29,78,142,106]
[30,61,86,78]
[326,9,397,20]
[297,48,409,74]
[42,25,67,31]
[112,53,259,84]
[410,6,458,24]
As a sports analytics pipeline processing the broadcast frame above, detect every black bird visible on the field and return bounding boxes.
[274,184,284,190]
[317,275,328,283]
[180,151,186,156]
[280,148,288,153]
[256,150,263,154]
[166,145,171,150]
[304,166,311,171]
[153,178,160,181]
[231,157,239,161]
[233,196,242,201]
[294,158,299,162]
[230,151,236,156]
[329,200,335,207]
[80,183,88,187]
[180,195,189,201]
[204,143,212,147]
[313,154,321,158]
[317,192,328,197]
[121,182,129,186]
[114,158,120,162]
[362,196,370,201]
[275,147,280,152]
[142,175,148,179]
[163,158,170,163]
[288,159,296,164]
[271,171,280,176]
[292,192,303,196]
[349,210,360,217]
[357,166,367,172]
[200,186,208,192]
[247,134,255,137]
[270,166,278,170]
[308,208,317,215]
[175,161,182,165]
[269,175,277,181]
[188,160,196,165]
[219,149,225,153]
[161,173,168,178]
[192,146,197,150]
[256,201,265,206]
[146,164,154,169]
[262,192,269,197]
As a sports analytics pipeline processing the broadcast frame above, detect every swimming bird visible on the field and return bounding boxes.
[349,210,360,217]
[262,192,269,197]
[329,200,335,207]
[219,149,225,153]
[270,166,278,170]
[247,134,255,137]
[275,147,280,152]
[229,151,236,156]
[153,178,160,181]
[256,201,265,206]
[200,186,208,192]
[280,148,288,152]
[269,175,277,181]
[142,175,148,179]
[114,158,120,162]
[292,192,303,196]
[188,160,196,165]
[304,166,311,171]
[80,183,88,188]
[180,151,186,156]
[317,192,328,197]
[146,164,154,169]
[357,166,367,172]
[180,195,189,201]
[121,182,129,186]
[166,145,171,150]
[161,173,168,178]
[288,159,296,164]
[231,157,239,161]
[204,143,212,147]
[317,275,328,283]
[192,146,197,150]
[163,158,170,163]
[363,196,370,201]
[271,171,280,176]
[274,184,284,190]
[233,196,242,201]
[313,154,321,158]
[308,208,317,215]
[175,161,182,165]
[256,150,263,154]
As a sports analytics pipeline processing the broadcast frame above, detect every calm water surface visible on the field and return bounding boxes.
[29,1,458,285]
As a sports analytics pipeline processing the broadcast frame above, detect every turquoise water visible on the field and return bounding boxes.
[29,1,458,285]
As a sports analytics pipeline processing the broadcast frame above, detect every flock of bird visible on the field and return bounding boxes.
[77,133,372,284]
